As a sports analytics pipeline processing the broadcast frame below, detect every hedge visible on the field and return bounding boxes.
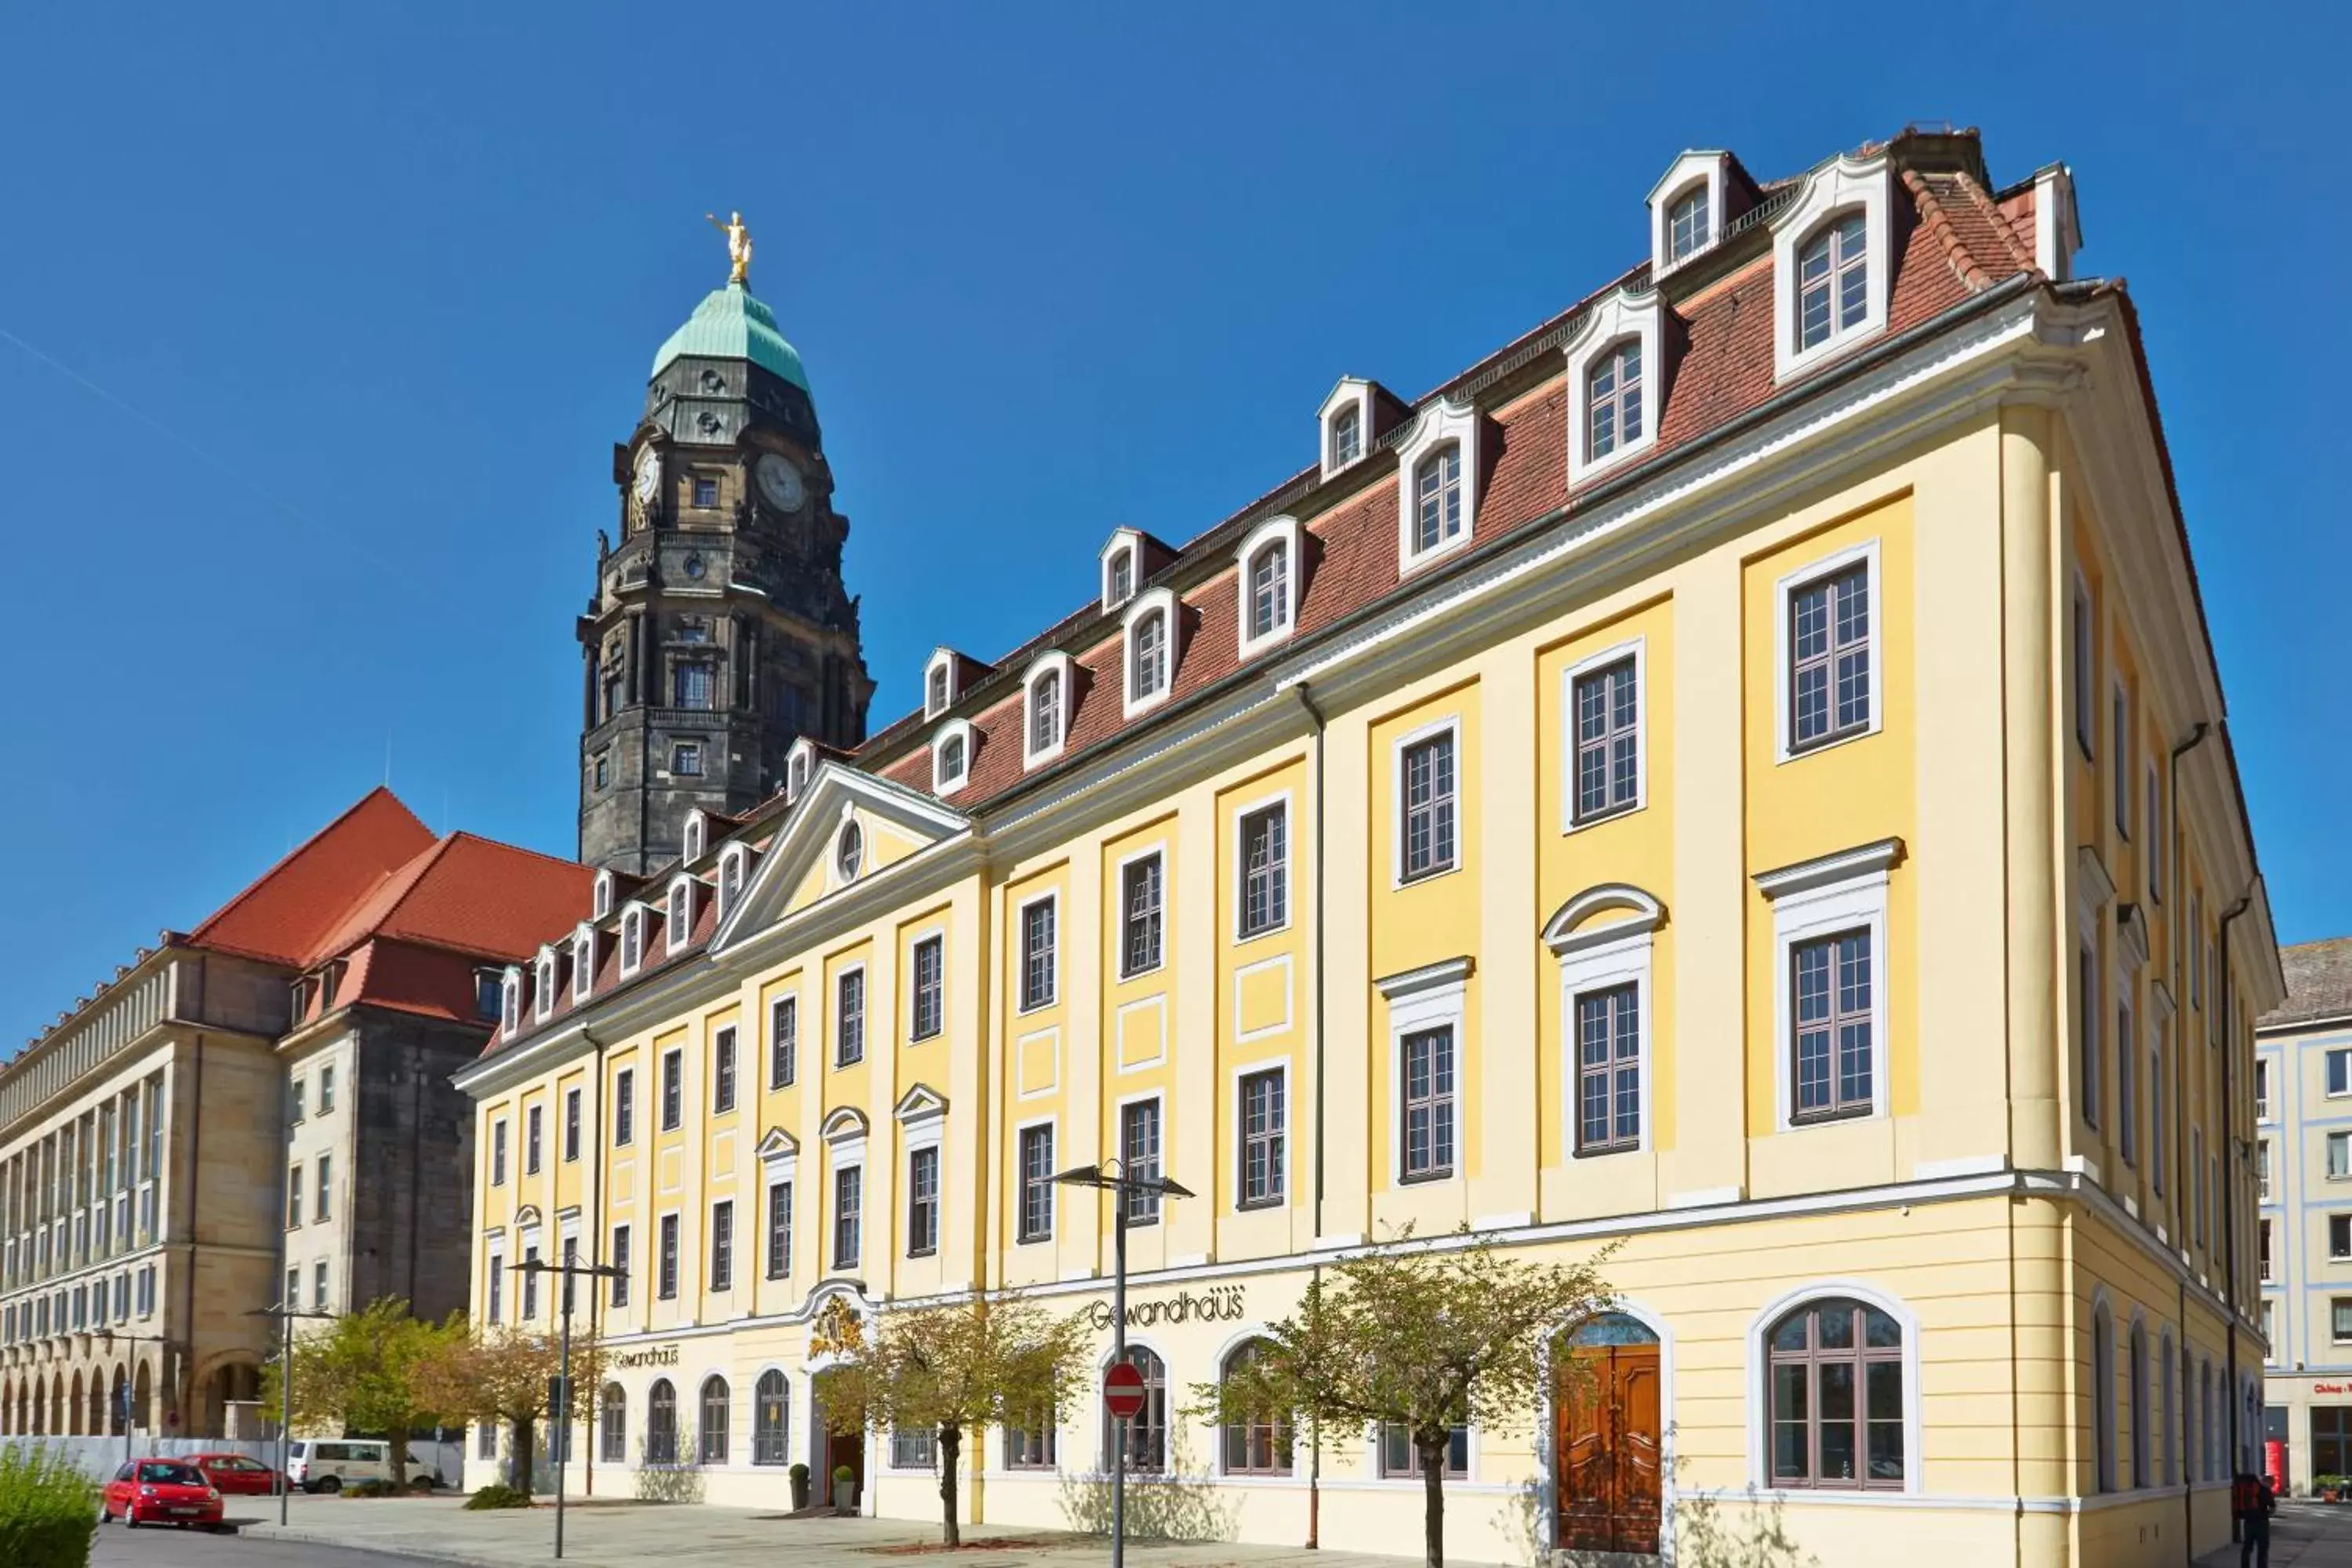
[0,1443,97,1568]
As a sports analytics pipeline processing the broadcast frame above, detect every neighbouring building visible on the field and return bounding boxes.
[2256,937,2352,1493]
[459,128,2282,1567]
[0,788,586,1443]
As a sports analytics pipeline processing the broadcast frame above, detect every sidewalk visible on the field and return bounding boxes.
[2198,1502,2352,1567]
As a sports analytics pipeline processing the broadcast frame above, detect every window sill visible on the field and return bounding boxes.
[1788,1109,1874,1131]
[906,1247,937,1260]
[1401,535,1472,576]
[1015,1000,1056,1018]
[835,1054,866,1070]
[1566,800,1643,837]
[1780,722,1878,767]
[1016,1234,1052,1247]
[1236,1197,1285,1213]
[1399,1170,1456,1187]
[909,1029,943,1045]
[1573,1143,1642,1160]
[1117,960,1167,984]
[1233,921,1293,949]
[1395,862,1461,891]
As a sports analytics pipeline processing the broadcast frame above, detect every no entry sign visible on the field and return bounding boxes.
[1102,1359,1146,1421]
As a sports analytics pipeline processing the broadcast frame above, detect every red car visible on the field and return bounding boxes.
[187,1451,281,1496]
[99,1459,226,1530]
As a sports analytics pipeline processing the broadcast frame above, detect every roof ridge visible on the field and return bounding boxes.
[187,786,423,945]
[442,830,591,873]
[1900,168,1997,291]
[1955,169,2038,274]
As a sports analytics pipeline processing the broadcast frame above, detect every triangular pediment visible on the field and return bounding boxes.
[893,1083,948,1123]
[755,1126,800,1163]
[711,763,972,950]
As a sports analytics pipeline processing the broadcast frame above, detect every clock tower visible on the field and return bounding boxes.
[578,259,873,875]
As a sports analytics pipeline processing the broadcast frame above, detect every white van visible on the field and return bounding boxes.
[286,1439,440,1493]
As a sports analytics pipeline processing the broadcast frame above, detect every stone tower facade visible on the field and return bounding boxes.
[579,281,873,874]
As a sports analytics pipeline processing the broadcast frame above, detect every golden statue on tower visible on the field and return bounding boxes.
[706,210,752,285]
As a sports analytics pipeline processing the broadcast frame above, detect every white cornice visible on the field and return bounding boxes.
[1755,837,1904,900]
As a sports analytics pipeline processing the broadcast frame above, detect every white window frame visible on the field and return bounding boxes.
[2146,761,2164,902]
[666,876,695,958]
[831,810,864,888]
[1755,839,1897,1131]
[1563,287,1664,484]
[1234,514,1301,659]
[1389,715,1463,889]
[1561,636,1648,832]
[1230,788,1295,944]
[1376,956,1471,1187]
[1770,150,1893,382]
[1230,1058,1292,1209]
[834,963,869,1067]
[906,927,948,1043]
[1115,842,1170,981]
[717,844,748,920]
[1772,537,1883,765]
[593,870,614,920]
[822,1112,868,1276]
[619,902,648,978]
[501,967,522,1036]
[1647,151,1729,277]
[1099,528,1144,612]
[1014,1112,1059,1244]
[683,811,706,863]
[898,1093,947,1256]
[786,739,815,801]
[1744,1280,1923,1495]
[931,718,974,797]
[1544,887,1664,1158]
[534,949,557,1022]
[1022,650,1073,769]
[1394,398,1480,572]
[923,647,961,718]
[1016,891,1060,1014]
[1121,586,1178,719]
[2112,677,2132,838]
[571,925,596,1004]
[1318,377,1374,480]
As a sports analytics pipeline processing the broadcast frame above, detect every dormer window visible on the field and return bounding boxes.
[1668,186,1710,261]
[923,648,961,719]
[1563,286,1665,484]
[501,968,522,1035]
[1235,515,1301,658]
[534,951,557,1022]
[1330,405,1361,469]
[1109,550,1134,605]
[1122,588,1177,717]
[932,720,973,795]
[1770,151,1892,381]
[1588,343,1642,458]
[1317,377,1374,481]
[1394,399,1481,570]
[718,846,747,917]
[786,740,814,800]
[620,905,646,977]
[1022,652,1073,768]
[836,819,865,883]
[593,870,614,920]
[667,877,695,956]
[683,811,706,862]
[1647,151,1738,278]
[1415,447,1461,554]
[1098,528,1145,612]
[572,927,595,1003]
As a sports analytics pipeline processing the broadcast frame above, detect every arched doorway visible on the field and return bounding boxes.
[1555,1312,1662,1555]
[132,1361,154,1436]
[68,1371,85,1436]
[107,1367,128,1436]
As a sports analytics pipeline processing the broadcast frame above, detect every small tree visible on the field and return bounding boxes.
[261,1298,463,1490]
[415,1323,607,1495]
[1199,1227,1614,1568]
[811,1290,1091,1545]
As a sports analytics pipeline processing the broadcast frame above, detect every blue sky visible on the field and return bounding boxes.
[2,3,2343,1049]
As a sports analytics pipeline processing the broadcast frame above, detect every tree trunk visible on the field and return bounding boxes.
[1418,1431,1447,1568]
[387,1421,409,1490]
[1307,1417,1320,1549]
[938,1421,961,1548]
[511,1416,538,1495]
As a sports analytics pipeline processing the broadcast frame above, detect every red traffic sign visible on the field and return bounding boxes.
[1102,1359,1147,1421]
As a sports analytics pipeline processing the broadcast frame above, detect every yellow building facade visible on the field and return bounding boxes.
[456,129,2284,1566]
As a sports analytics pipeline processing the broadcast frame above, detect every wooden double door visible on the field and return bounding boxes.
[1555,1321,1662,1556]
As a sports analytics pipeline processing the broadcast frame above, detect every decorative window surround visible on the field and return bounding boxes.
[1648,151,1730,276]
[1121,586,1179,719]
[572,925,596,1004]
[500,967,522,1036]
[1395,399,1482,572]
[1376,956,1472,1187]
[1542,883,1666,958]
[1389,713,1463,889]
[786,739,815,801]
[830,806,865,889]
[534,949,556,1022]
[895,1083,948,1156]
[1560,636,1649,832]
[683,811,707,863]
[593,871,614,920]
[666,876,696,958]
[619,902,649,978]
[1563,287,1666,485]
[1773,537,1883,764]
[1743,1279,1923,1495]
[923,647,962,718]
[1545,889,1660,1156]
[717,845,748,920]
[1022,650,1073,769]
[1771,150,1893,382]
[1755,838,1901,1130]
[1235,514,1301,659]
[931,717,974,796]
[1099,528,1145,612]
[755,1125,799,1183]
[1318,377,1374,480]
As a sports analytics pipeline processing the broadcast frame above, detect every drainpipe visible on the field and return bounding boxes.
[582,1026,606,1497]
[1290,683,1327,1555]
[2167,722,2208,1562]
[2219,884,2254,1508]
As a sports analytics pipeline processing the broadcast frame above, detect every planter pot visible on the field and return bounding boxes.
[833,1480,855,1512]
[789,1474,810,1511]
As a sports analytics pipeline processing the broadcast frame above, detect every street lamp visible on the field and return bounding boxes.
[1052,1159,1192,1568]
[246,1302,335,1528]
[95,1329,170,1470]
[509,1253,624,1562]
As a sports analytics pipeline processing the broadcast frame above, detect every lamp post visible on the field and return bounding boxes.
[95,1329,170,1471]
[246,1302,335,1528]
[510,1253,624,1562]
[1051,1159,1192,1568]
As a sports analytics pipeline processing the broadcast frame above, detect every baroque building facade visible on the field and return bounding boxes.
[462,129,2282,1567]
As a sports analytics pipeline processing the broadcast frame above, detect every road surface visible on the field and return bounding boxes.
[93,1519,432,1568]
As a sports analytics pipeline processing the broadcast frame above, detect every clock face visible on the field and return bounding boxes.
[755,452,805,512]
[632,445,662,506]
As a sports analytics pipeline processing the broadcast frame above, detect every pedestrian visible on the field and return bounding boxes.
[2234,1468,2277,1568]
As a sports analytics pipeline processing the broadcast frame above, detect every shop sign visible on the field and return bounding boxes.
[612,1343,681,1370]
[2315,1382,2351,1396]
[1086,1283,1246,1331]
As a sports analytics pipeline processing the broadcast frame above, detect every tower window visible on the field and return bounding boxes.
[693,477,719,508]
[593,753,610,790]
[674,664,713,710]
[672,742,704,777]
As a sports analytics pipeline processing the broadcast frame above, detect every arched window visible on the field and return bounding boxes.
[1107,548,1135,607]
[1104,1346,1167,1475]
[501,972,521,1035]
[927,662,949,715]
[753,1370,789,1465]
[534,955,555,1020]
[835,821,863,882]
[1668,185,1711,260]
[2092,1303,2116,1492]
[1330,404,1362,469]
[2127,1320,2147,1489]
[1219,1341,1291,1475]
[667,879,692,951]
[1796,214,1867,352]
[572,931,595,1002]
[1029,670,1063,756]
[699,1375,730,1465]
[1765,1298,1904,1490]
[2161,1331,2178,1486]
[647,1377,677,1465]
[622,908,644,974]
[719,848,746,916]
[684,815,706,862]
[600,1382,626,1464]
[936,732,967,791]
[1587,341,1642,461]
[593,871,614,920]
[1248,541,1289,642]
[1414,445,1462,555]
[1129,609,1167,705]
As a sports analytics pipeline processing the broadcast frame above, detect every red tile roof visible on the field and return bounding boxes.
[303,833,594,967]
[187,787,437,966]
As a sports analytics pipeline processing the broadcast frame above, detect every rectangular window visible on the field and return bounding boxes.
[1791,930,1874,1123]
[521,1246,539,1319]
[1120,855,1164,978]
[2079,946,2101,1129]
[1018,1124,1054,1243]
[1239,804,1289,938]
[713,1027,737,1114]
[2333,1214,2352,1261]
[314,1155,331,1221]
[286,1166,303,1229]
[770,996,798,1087]
[2118,997,2136,1167]
[906,1147,939,1256]
[648,1214,676,1301]
[610,1225,630,1308]
[661,1050,683,1131]
[2193,1128,2206,1247]
[710,1200,734,1292]
[526,1105,543,1174]
[319,1064,336,1113]
[833,1166,862,1271]
[1120,1100,1162,1225]
[2320,1407,2352,1480]
[692,476,718,508]
[1573,656,1640,823]
[2073,578,2095,757]
[836,970,866,1066]
[2261,1219,2273,1282]
[2325,1298,2352,1345]
[674,663,713,710]
[291,1077,306,1124]
[1573,983,1642,1155]
[1005,1419,1058,1470]
[2329,1051,2352,1099]
[492,1120,509,1185]
[564,1088,582,1162]
[2112,684,2131,836]
[892,1427,937,1470]
[1021,900,1057,1011]
[1401,1026,1456,1181]
[485,1257,503,1324]
[2151,1025,2166,1197]
[1241,1069,1285,1207]
[672,741,703,776]
[767,1181,793,1279]
[2147,766,2164,901]
[1788,563,1871,751]
[314,1260,329,1312]
[1381,1423,1469,1478]
[910,938,945,1042]
[614,1070,635,1146]
[1399,730,1457,881]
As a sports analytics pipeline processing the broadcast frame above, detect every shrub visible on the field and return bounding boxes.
[345,1479,397,1499]
[463,1482,534,1511]
[0,1443,98,1568]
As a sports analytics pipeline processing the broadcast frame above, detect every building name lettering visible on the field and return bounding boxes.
[1086,1284,1246,1332]
[612,1344,681,1370]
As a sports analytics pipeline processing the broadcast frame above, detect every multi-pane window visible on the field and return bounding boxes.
[1239,805,1288,938]
[320,1065,336,1114]
[658,1214,680,1300]
[1414,445,1463,554]
[1240,1069,1284,1207]
[767,1181,793,1279]
[699,1377,729,1465]
[1120,1099,1162,1225]
[927,663,949,714]
[936,733,967,789]
[1587,341,1642,459]
[491,1121,508,1185]
[622,909,644,970]
[1029,671,1062,756]
[1219,1341,1292,1475]
[564,1087,582,1162]
[2319,1406,2352,1478]
[753,1371,789,1465]
[1106,1346,1168,1473]
[521,1246,539,1319]
[646,1380,677,1466]
[610,1225,630,1308]
[892,1425,937,1469]
[614,1069,635,1146]
[315,1155,332,1221]
[906,1147,939,1256]
[2258,1138,2271,1203]
[1668,186,1711,260]
[601,1384,627,1464]
[770,996,797,1087]
[286,1166,303,1229]
[1330,405,1361,468]
[910,938,945,1041]
[1790,564,1871,751]
[2336,1215,2352,1261]
[1381,1423,1470,1478]
[712,1027,737,1114]
[673,663,713,710]
[1767,1298,1904,1489]
[2080,946,2102,1129]
[1120,854,1164,977]
[1018,1124,1055,1243]
[670,740,704,776]
[692,477,718,508]
[1107,550,1134,607]
[1792,930,1873,1123]
[1248,542,1290,641]
[662,1050,683,1131]
[1796,214,1868,351]
[1400,731,1457,881]
[1131,610,1167,702]
[313,1259,330,1311]
[485,1258,503,1324]
[833,1166,862,1271]
[1022,901,1057,1011]
[836,970,866,1066]
[1006,1414,1058,1469]
[2147,767,2164,899]
[2328,1050,2351,1098]
[2118,997,2136,1167]
[526,1106,543,1174]
[2325,1131,2345,1181]
[1574,984,1642,1155]
[1402,1026,1456,1181]
[1573,657,1639,822]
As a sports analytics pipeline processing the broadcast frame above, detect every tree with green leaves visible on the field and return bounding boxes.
[1196,1228,1614,1568]
[811,1290,1091,1545]
[413,1322,608,1495]
[260,1298,464,1490]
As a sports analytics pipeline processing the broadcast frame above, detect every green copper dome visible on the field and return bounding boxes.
[650,283,809,392]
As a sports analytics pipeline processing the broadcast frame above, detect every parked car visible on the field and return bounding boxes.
[187,1451,283,1495]
[286,1438,439,1494]
[100,1459,225,1530]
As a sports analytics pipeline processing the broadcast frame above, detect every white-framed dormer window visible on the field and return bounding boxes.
[1647,151,1730,275]
[1122,586,1178,718]
[1395,398,1480,571]
[571,925,596,1004]
[500,967,522,1036]
[1755,838,1900,1130]
[1100,527,1144,612]
[534,949,557,1022]
[1774,538,1882,764]
[682,811,706,863]
[786,739,815,801]
[1022,650,1073,768]
[593,869,614,920]
[1235,514,1301,659]
[931,718,973,796]
[1318,377,1374,481]
[666,876,695,957]
[923,647,961,718]
[1771,150,1893,381]
[717,844,748,919]
[1563,287,1665,485]
[619,903,648,978]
